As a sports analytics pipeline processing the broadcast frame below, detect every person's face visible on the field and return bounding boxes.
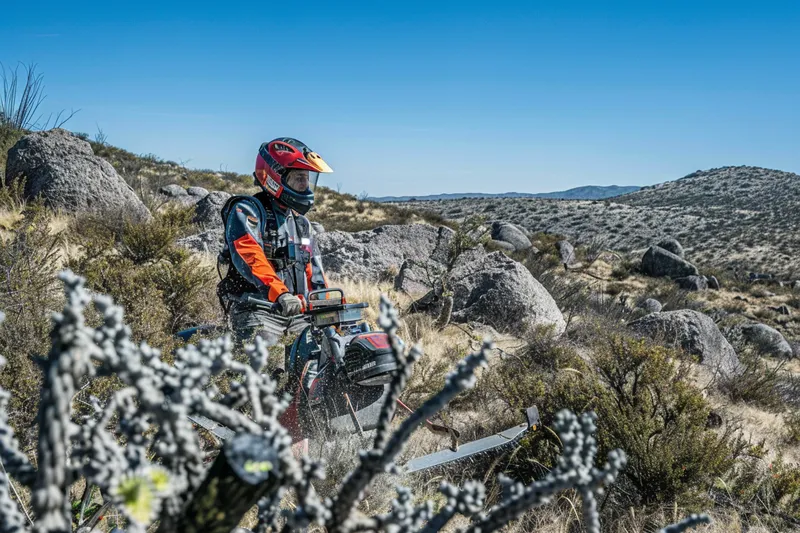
[285,169,310,192]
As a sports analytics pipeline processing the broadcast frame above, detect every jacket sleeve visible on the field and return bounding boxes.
[225,199,289,302]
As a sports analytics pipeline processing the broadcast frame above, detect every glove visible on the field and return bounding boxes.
[277,293,303,317]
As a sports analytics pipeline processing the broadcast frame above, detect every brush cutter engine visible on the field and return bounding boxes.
[343,332,397,386]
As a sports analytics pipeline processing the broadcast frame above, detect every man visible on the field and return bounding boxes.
[217,137,333,349]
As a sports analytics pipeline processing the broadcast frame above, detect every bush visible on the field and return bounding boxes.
[610,257,639,280]
[66,207,219,351]
[120,206,195,264]
[490,327,742,511]
[718,347,786,411]
[726,453,800,524]
[0,204,64,451]
[0,123,25,175]
[783,411,800,445]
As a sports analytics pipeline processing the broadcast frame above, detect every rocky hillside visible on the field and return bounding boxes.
[619,166,800,211]
[403,166,800,275]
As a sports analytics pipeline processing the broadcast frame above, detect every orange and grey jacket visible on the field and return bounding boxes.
[219,191,327,306]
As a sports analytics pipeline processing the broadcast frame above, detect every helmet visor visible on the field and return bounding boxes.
[284,170,319,194]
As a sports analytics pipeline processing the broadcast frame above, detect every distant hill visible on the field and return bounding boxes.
[370,185,641,203]
[400,166,800,274]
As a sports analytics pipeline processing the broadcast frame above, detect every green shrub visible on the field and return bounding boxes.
[67,207,219,352]
[490,328,742,511]
[147,250,218,332]
[0,204,64,451]
[0,122,25,174]
[718,347,785,411]
[783,411,800,445]
[605,281,627,296]
[516,249,591,319]
[610,257,640,280]
[726,453,800,524]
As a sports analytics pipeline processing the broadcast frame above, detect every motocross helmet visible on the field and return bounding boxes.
[254,138,333,215]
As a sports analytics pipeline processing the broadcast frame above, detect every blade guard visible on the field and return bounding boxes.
[401,406,540,474]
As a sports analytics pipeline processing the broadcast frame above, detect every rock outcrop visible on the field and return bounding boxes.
[641,246,699,278]
[629,309,739,375]
[656,237,684,258]
[193,191,232,229]
[490,221,532,252]
[317,224,455,282]
[725,323,793,358]
[637,298,663,314]
[5,129,150,220]
[319,224,565,334]
[675,276,708,291]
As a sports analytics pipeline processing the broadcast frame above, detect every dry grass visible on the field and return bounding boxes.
[709,395,800,464]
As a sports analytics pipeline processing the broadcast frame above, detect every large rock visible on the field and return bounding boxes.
[310,221,325,235]
[629,309,739,376]
[5,129,150,220]
[489,239,516,253]
[194,191,232,229]
[656,238,684,258]
[641,246,699,278]
[317,224,455,282]
[177,229,224,255]
[394,258,447,295]
[160,184,188,197]
[555,240,576,267]
[490,221,531,251]
[447,251,566,335]
[187,186,209,198]
[160,183,201,206]
[726,322,793,358]
[318,224,565,334]
[675,276,708,291]
[637,298,663,314]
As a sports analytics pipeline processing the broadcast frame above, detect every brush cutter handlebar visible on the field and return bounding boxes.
[229,292,369,325]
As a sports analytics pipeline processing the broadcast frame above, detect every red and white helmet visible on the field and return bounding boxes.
[255,138,333,214]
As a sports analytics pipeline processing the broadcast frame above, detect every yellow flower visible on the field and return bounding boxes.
[114,475,155,525]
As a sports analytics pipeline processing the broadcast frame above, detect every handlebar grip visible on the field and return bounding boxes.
[244,295,307,320]
[244,295,277,311]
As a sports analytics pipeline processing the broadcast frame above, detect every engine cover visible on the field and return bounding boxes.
[344,332,398,386]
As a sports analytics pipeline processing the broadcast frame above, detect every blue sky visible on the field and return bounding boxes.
[2,1,799,197]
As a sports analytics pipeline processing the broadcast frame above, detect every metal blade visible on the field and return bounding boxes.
[402,406,540,474]
[188,414,236,441]
[403,422,529,473]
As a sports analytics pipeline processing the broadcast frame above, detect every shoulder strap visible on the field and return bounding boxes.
[221,195,271,241]
[221,194,265,226]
